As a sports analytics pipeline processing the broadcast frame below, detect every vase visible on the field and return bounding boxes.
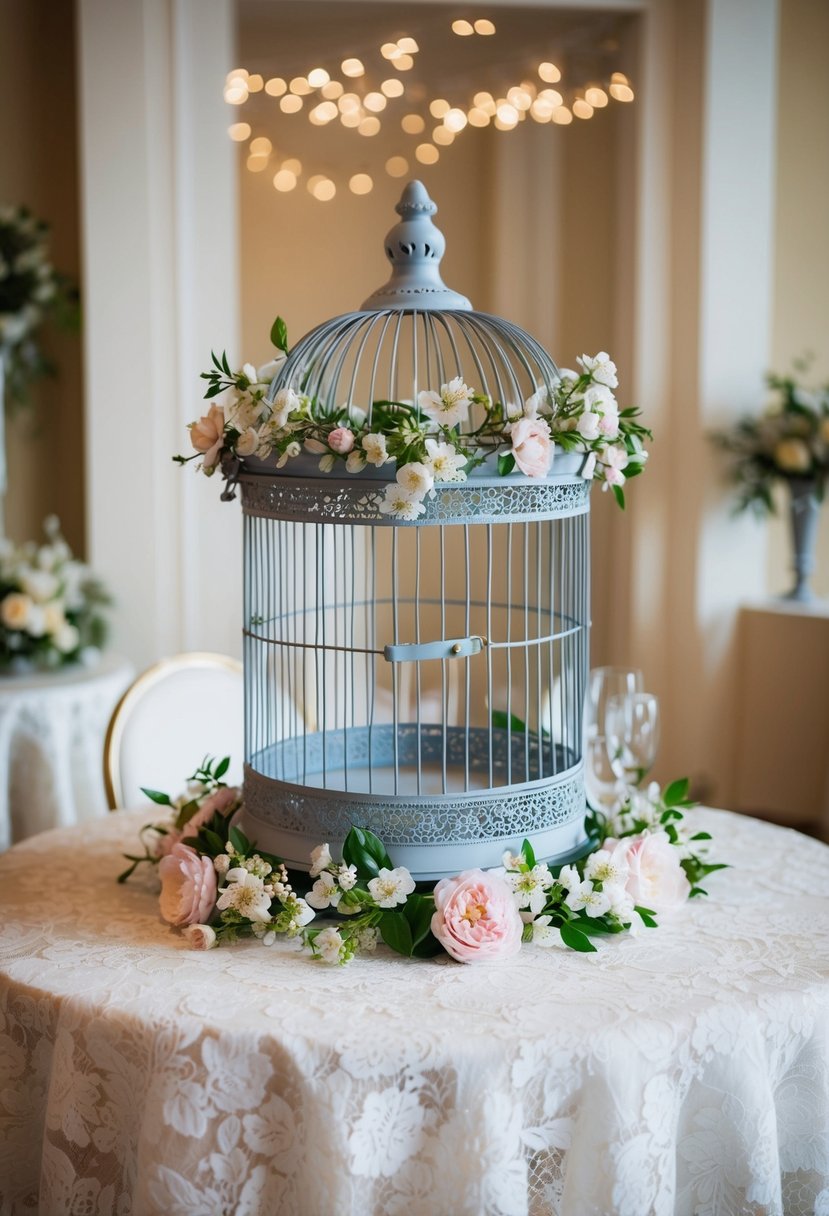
[785,477,821,603]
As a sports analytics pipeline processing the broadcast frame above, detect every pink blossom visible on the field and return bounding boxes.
[605,831,690,913]
[189,404,226,472]
[158,843,217,926]
[431,869,524,962]
[599,445,629,487]
[328,426,356,454]
[509,417,554,479]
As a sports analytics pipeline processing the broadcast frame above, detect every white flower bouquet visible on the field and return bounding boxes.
[122,760,724,964]
[0,205,78,406]
[0,516,110,673]
[177,318,652,512]
[713,363,829,513]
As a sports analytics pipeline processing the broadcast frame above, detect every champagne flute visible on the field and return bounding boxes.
[584,733,626,814]
[604,692,660,787]
[584,667,644,741]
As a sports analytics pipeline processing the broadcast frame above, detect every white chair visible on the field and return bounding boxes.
[103,652,244,809]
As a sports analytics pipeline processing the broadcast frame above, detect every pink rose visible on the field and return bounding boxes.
[153,785,239,859]
[158,843,217,927]
[510,417,554,478]
[328,426,355,455]
[606,831,690,913]
[431,869,524,963]
[189,404,226,472]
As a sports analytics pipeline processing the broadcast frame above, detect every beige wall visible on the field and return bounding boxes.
[769,0,829,598]
[0,0,85,554]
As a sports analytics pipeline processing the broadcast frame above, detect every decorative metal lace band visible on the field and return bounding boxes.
[240,473,590,526]
[243,763,584,847]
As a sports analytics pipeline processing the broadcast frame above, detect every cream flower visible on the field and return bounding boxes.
[578,351,619,388]
[309,843,332,876]
[271,387,302,429]
[189,404,226,472]
[599,445,629,488]
[54,622,79,653]
[346,450,366,473]
[504,863,553,915]
[20,569,59,603]
[1,592,32,631]
[216,869,273,922]
[774,438,811,473]
[530,914,565,948]
[510,417,554,478]
[565,879,611,917]
[396,461,434,500]
[523,385,552,417]
[276,441,301,468]
[235,427,259,457]
[423,438,467,482]
[337,864,358,891]
[183,924,218,950]
[319,454,336,473]
[584,844,630,886]
[417,377,474,429]
[362,433,392,466]
[367,866,416,908]
[576,411,601,441]
[43,601,66,635]
[306,871,342,910]
[315,925,346,965]
[378,485,426,520]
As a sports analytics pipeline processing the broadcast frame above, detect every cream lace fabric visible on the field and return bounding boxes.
[0,655,132,851]
[0,808,827,1216]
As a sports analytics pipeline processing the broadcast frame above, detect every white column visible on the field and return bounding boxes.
[77,0,240,669]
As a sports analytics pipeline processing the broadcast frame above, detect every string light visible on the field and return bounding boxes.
[585,85,608,108]
[246,153,269,172]
[430,98,450,118]
[397,37,419,53]
[338,93,361,113]
[538,62,561,84]
[530,99,553,123]
[282,157,302,175]
[467,107,490,127]
[341,58,364,77]
[273,169,297,192]
[358,116,381,136]
[551,106,573,125]
[308,175,336,201]
[444,107,468,132]
[433,127,455,146]
[321,80,343,99]
[250,136,272,155]
[392,54,414,71]
[452,19,474,36]
[247,74,264,93]
[415,143,439,164]
[609,72,634,102]
[539,88,563,108]
[363,92,387,113]
[309,102,337,125]
[349,173,373,195]
[385,155,409,177]
[496,101,519,126]
[572,98,594,120]
[401,114,425,134]
[474,19,496,35]
[307,67,330,88]
[289,76,311,95]
[381,78,405,98]
[224,83,248,105]
[280,95,303,114]
[265,77,286,97]
[507,86,533,112]
[228,122,251,141]
[340,111,362,128]
[381,42,401,60]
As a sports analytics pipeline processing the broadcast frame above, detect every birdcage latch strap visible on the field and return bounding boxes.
[383,636,485,663]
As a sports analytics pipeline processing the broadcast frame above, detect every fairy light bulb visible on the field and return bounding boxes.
[538,62,561,84]
[363,92,387,113]
[250,136,272,155]
[585,86,608,108]
[444,107,467,132]
[280,95,303,114]
[341,58,364,78]
[228,122,251,141]
[474,19,495,35]
[572,98,594,119]
[289,76,311,95]
[452,19,473,35]
[551,106,573,125]
[358,116,381,136]
[349,173,373,195]
[415,143,439,164]
[265,77,287,97]
[321,80,343,99]
[401,113,425,134]
[273,169,297,192]
[397,36,419,53]
[385,155,409,177]
[381,79,404,98]
[307,67,330,88]
[433,126,455,146]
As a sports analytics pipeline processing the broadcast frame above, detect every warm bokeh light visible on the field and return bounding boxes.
[538,62,562,84]
[307,68,330,88]
[444,107,468,132]
[551,106,573,125]
[341,58,364,78]
[401,113,425,134]
[496,102,519,125]
[358,116,381,136]
[430,98,450,118]
[381,78,405,98]
[247,74,264,93]
[467,107,490,127]
[507,87,533,112]
[364,92,387,113]
[321,80,343,100]
[385,155,409,177]
[573,98,594,120]
[289,76,311,96]
[530,99,553,122]
[609,81,635,102]
[228,122,251,141]
[539,88,564,108]
[250,136,272,155]
[452,19,474,36]
[273,169,297,192]
[415,142,439,164]
[282,157,302,175]
[246,154,269,172]
[224,86,248,105]
[309,102,337,125]
[340,111,362,128]
[265,77,287,97]
[349,173,373,195]
[309,176,336,201]
[397,36,419,53]
[338,93,361,113]
[381,42,401,60]
[433,126,455,146]
[280,95,303,114]
[474,19,495,35]
[392,54,414,71]
[585,86,608,108]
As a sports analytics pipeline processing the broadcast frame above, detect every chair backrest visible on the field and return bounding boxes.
[103,652,244,809]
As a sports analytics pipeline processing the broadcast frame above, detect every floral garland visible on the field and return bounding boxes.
[712,360,829,514]
[0,205,78,406]
[177,318,651,511]
[121,758,724,963]
[0,516,110,672]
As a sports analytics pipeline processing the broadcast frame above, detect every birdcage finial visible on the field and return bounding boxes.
[361,181,472,311]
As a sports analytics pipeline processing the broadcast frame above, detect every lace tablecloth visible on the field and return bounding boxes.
[0,654,133,851]
[0,808,827,1216]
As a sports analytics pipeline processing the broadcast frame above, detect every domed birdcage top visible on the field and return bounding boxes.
[267,181,563,445]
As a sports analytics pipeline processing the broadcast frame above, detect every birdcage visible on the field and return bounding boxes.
[233,182,591,879]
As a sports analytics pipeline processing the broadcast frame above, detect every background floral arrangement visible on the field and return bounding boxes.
[0,205,78,407]
[0,516,110,672]
[713,361,829,514]
[121,758,724,964]
[178,318,652,511]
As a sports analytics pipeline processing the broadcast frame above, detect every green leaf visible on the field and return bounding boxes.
[559,921,597,953]
[664,777,690,807]
[689,886,708,898]
[497,453,516,477]
[271,315,289,354]
[379,910,413,956]
[634,905,658,928]
[214,756,231,780]
[403,893,435,947]
[491,710,527,732]
[141,787,172,807]
[229,826,252,856]
[521,838,537,869]
[342,826,394,879]
[689,831,712,841]
[612,484,626,510]
[116,859,141,883]
[204,382,224,398]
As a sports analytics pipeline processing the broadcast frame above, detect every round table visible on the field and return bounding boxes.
[0,653,133,850]
[0,809,827,1216]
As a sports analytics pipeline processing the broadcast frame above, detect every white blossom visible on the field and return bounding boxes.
[337,864,358,891]
[306,871,342,910]
[216,870,273,922]
[396,461,434,500]
[584,846,630,887]
[578,351,618,388]
[345,450,366,473]
[505,863,554,915]
[423,438,467,482]
[214,853,231,876]
[581,452,597,480]
[362,432,392,466]
[235,427,259,457]
[367,866,416,908]
[556,864,581,893]
[309,843,332,877]
[379,485,426,521]
[315,925,347,964]
[529,914,565,948]
[501,849,526,872]
[319,454,336,473]
[417,377,474,429]
[276,441,301,468]
[272,387,302,428]
[293,897,315,926]
[565,880,611,917]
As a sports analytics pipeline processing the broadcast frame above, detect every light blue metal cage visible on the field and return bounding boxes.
[236,183,591,879]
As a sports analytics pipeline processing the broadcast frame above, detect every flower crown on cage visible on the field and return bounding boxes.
[178,182,651,513]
